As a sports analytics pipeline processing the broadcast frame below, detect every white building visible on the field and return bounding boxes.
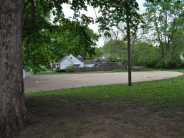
[56,54,84,69]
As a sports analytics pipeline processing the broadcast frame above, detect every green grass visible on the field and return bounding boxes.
[25,68,184,108]
[146,68,184,72]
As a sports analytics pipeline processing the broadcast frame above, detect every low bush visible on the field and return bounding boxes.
[56,69,66,72]
[65,65,74,72]
[108,58,116,62]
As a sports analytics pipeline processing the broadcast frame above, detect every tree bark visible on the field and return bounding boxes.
[126,13,131,86]
[0,0,28,137]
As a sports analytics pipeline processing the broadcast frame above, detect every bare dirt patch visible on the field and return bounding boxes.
[24,71,183,93]
[13,96,184,138]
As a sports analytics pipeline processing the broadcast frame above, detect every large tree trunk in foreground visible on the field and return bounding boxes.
[0,0,28,137]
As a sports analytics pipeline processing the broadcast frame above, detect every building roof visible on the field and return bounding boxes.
[84,61,95,64]
[57,56,67,63]
[77,57,84,62]
[57,54,92,66]
[57,56,73,64]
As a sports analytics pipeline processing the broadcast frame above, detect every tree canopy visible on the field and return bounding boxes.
[100,0,184,69]
[22,0,99,73]
[142,0,184,68]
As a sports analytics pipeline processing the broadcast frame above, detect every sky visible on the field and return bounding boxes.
[62,0,146,47]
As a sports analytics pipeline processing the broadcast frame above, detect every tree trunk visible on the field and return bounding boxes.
[126,13,131,86]
[0,0,28,137]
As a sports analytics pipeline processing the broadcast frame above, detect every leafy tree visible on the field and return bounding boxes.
[94,47,101,57]
[143,0,184,68]
[91,0,142,86]
[83,47,102,60]
[132,42,157,66]
[77,28,100,60]
[102,40,127,60]
[22,0,98,73]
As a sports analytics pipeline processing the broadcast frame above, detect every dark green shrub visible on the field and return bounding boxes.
[120,61,127,65]
[56,69,61,72]
[56,69,66,72]
[61,69,66,72]
[65,65,74,72]
[155,62,164,69]
[108,58,116,62]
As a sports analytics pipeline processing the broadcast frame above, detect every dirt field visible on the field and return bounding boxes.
[24,71,183,93]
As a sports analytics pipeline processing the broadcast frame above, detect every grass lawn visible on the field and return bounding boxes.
[16,68,184,138]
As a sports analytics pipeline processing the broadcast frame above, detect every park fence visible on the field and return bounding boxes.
[74,65,127,72]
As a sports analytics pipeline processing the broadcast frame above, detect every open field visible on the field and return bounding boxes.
[24,70,183,93]
[12,68,184,138]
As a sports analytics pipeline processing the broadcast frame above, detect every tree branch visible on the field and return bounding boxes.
[23,0,36,37]
[31,0,36,21]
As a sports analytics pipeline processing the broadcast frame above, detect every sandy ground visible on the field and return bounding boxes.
[24,71,183,93]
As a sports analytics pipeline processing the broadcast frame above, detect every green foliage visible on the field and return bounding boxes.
[56,69,66,72]
[131,41,183,69]
[108,58,116,62]
[132,42,155,66]
[23,0,62,73]
[30,66,48,74]
[102,40,127,60]
[94,47,101,57]
[120,61,127,65]
[91,0,141,35]
[22,0,184,72]
[91,0,141,73]
[22,0,97,73]
[65,65,74,72]
[142,0,184,69]
[77,29,100,60]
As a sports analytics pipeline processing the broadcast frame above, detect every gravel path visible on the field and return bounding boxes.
[24,71,183,93]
